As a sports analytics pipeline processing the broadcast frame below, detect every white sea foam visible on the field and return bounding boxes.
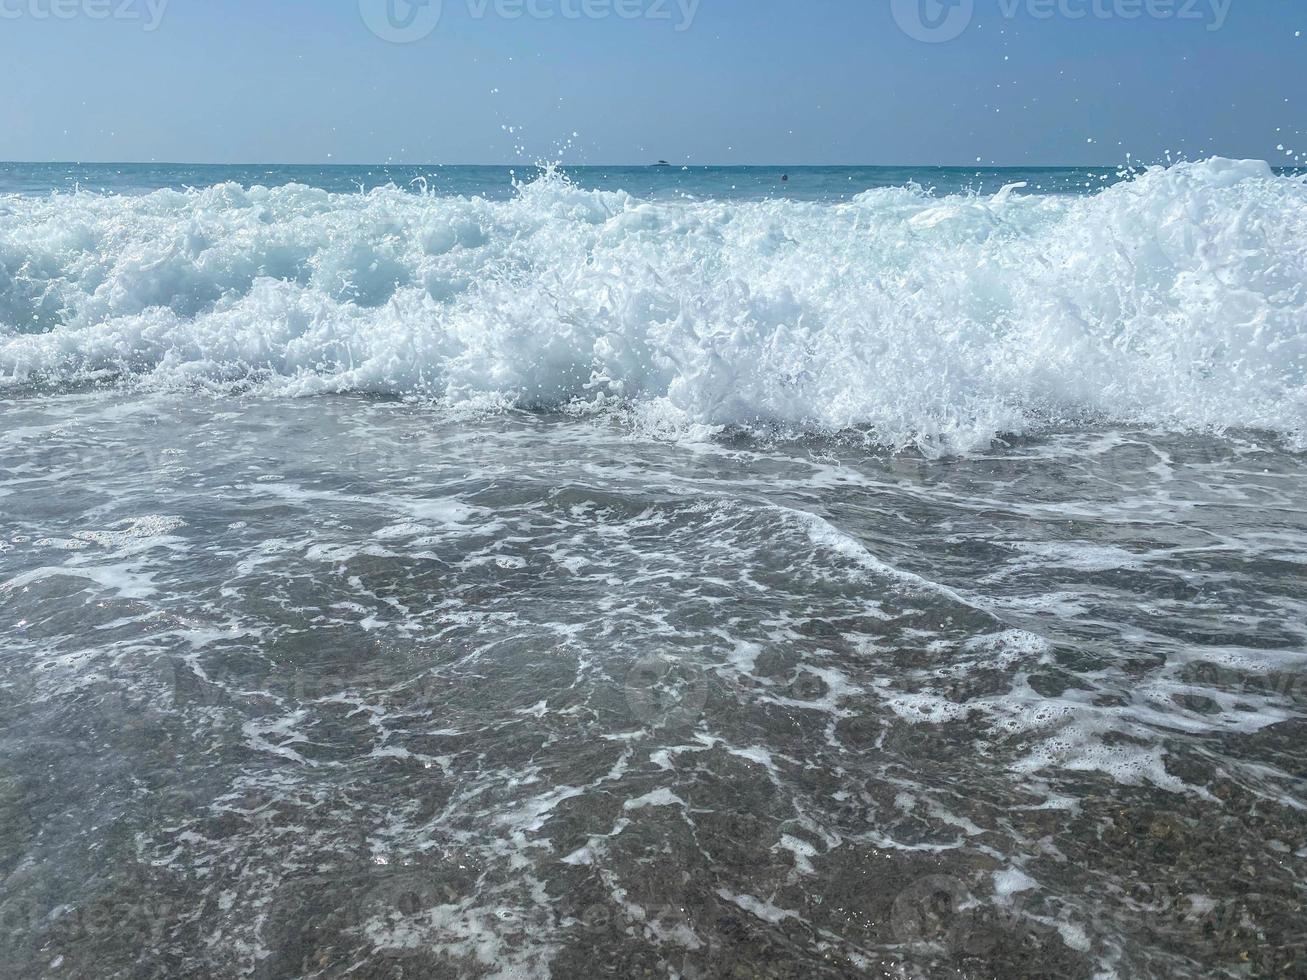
[1,159,1304,452]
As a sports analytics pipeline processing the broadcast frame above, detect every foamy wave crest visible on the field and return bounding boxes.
[2,159,1304,451]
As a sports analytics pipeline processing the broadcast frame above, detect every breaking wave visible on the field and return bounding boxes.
[1,158,1304,451]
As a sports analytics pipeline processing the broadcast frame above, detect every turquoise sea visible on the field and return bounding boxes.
[0,160,1158,200]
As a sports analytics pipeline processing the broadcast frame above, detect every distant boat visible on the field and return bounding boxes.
[652,160,672,167]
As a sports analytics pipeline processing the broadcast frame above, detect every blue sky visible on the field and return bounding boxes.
[1,0,1303,165]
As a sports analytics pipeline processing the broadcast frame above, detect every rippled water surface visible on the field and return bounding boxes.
[2,392,1304,979]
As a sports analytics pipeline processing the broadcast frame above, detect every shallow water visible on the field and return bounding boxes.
[1,391,1304,979]
[2,158,1306,977]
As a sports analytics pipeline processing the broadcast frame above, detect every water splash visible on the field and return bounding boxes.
[1,158,1303,452]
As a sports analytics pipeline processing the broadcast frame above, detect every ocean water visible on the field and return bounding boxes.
[0,161,1304,979]
[0,161,1136,201]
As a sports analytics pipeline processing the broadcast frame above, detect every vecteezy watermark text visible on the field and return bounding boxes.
[360,0,699,43]
[892,0,1232,43]
[0,0,168,30]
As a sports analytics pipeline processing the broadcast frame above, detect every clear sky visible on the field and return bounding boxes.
[1,0,1303,166]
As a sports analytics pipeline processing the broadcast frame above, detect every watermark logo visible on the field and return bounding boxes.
[892,0,1232,43]
[891,874,978,950]
[892,0,975,43]
[360,0,443,42]
[362,0,700,42]
[0,0,169,31]
[624,655,708,729]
